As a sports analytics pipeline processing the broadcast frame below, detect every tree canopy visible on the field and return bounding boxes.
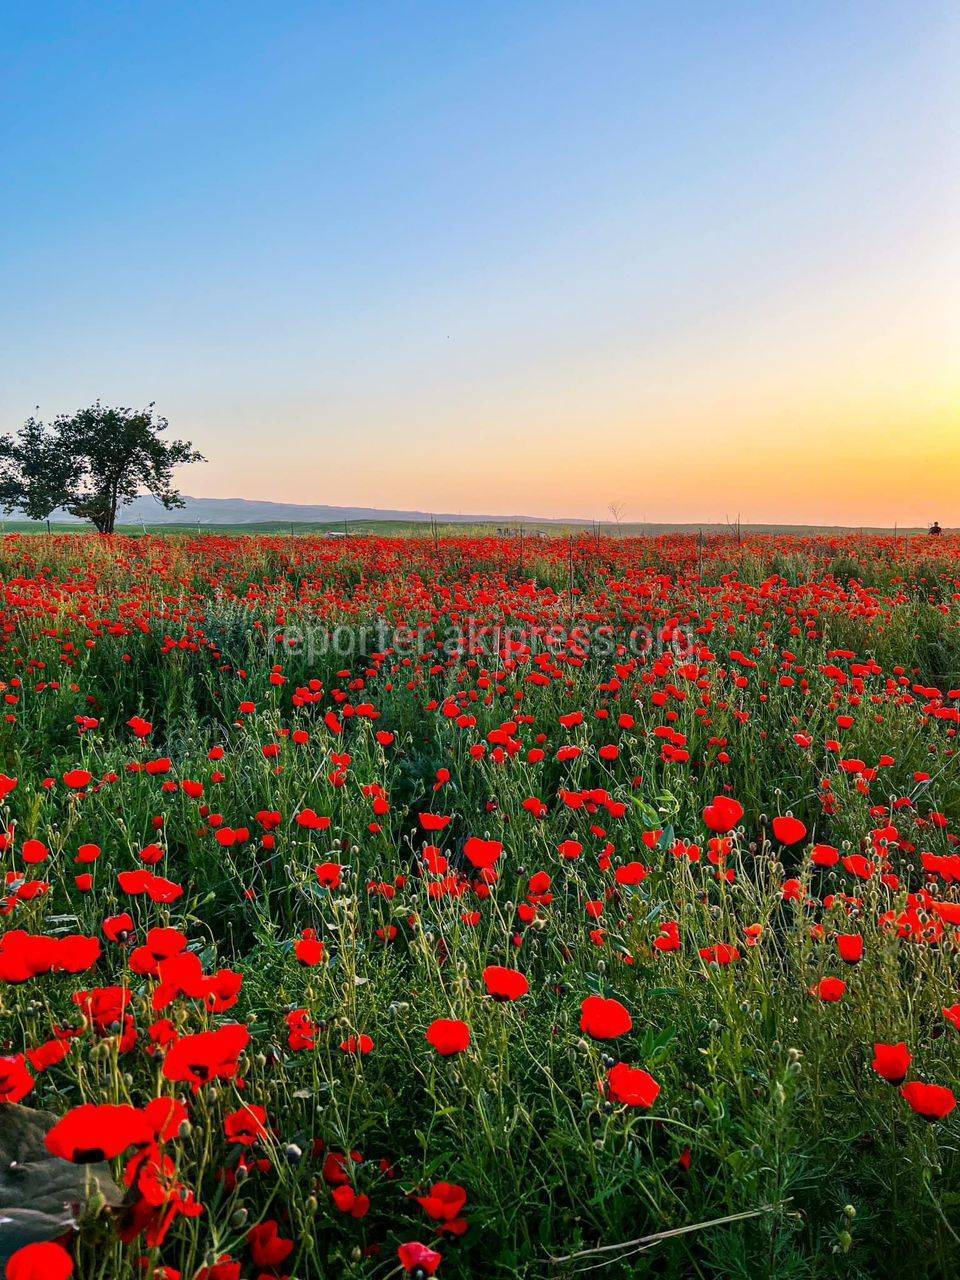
[0,404,204,533]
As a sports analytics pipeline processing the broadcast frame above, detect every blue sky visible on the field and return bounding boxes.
[2,1,958,522]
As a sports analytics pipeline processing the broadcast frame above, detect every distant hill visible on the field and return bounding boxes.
[42,495,577,526]
[5,495,939,536]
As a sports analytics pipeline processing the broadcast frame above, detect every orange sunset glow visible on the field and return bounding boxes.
[3,2,958,525]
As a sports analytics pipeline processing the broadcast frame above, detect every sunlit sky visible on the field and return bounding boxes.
[3,1,959,525]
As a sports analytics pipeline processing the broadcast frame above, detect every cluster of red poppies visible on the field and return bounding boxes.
[1,531,959,1278]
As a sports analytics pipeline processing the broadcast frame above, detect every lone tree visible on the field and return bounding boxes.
[0,403,204,533]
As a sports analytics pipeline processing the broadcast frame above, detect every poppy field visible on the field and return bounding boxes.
[2,530,960,1280]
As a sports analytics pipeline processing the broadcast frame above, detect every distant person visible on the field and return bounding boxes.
[929,520,943,536]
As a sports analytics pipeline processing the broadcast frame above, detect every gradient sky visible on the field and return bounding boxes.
[2,1,958,524]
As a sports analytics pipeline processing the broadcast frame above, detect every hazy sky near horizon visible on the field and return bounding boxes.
[2,1,959,525]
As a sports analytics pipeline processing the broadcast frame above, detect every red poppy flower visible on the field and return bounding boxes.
[654,920,681,952]
[162,1023,250,1086]
[463,837,502,869]
[398,1242,442,1275]
[605,1062,661,1108]
[426,1019,471,1055]
[702,795,744,834]
[27,1038,71,1072]
[54,934,101,973]
[286,1008,317,1051]
[872,1041,911,1084]
[836,934,864,964]
[118,870,183,903]
[580,995,632,1039]
[615,861,648,885]
[331,1183,371,1217]
[6,1241,74,1280]
[294,929,325,965]
[247,1220,294,1269]
[340,1034,375,1055]
[772,816,807,846]
[0,1054,34,1103]
[419,813,452,832]
[698,943,740,966]
[46,1103,153,1163]
[103,912,135,942]
[63,769,93,789]
[224,1103,269,1145]
[811,977,846,1002]
[72,985,131,1032]
[144,1095,189,1142]
[900,1081,957,1121]
[296,808,331,831]
[17,836,48,866]
[315,862,343,889]
[417,1182,467,1221]
[130,926,188,976]
[0,932,54,984]
[482,966,529,1000]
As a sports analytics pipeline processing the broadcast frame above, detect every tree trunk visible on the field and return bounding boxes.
[106,484,118,534]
